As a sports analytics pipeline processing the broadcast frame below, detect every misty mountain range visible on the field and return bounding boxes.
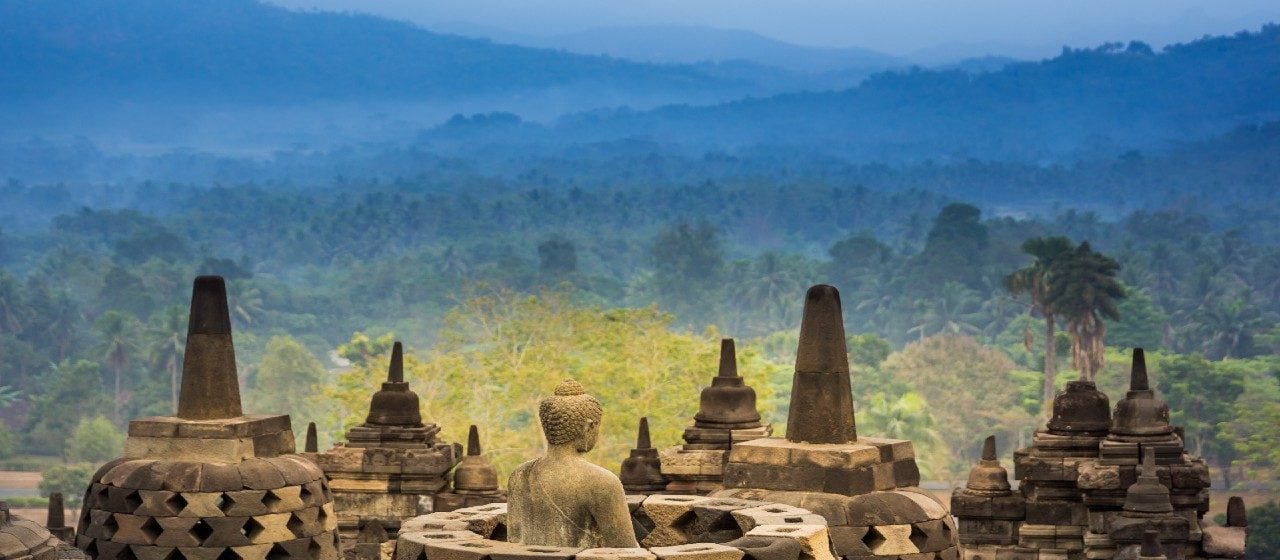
[0,0,1278,164]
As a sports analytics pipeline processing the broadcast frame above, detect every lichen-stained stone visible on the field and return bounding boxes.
[394,531,482,560]
[745,525,835,560]
[650,543,745,560]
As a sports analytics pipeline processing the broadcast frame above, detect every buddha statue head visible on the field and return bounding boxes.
[539,379,603,452]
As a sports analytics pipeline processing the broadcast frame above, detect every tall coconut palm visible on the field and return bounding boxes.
[92,311,139,424]
[1046,242,1125,382]
[147,305,187,412]
[1004,236,1073,410]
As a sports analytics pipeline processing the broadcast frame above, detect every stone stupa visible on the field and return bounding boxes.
[433,426,506,512]
[619,417,668,495]
[75,276,340,560]
[712,285,958,559]
[661,339,771,495]
[311,342,461,539]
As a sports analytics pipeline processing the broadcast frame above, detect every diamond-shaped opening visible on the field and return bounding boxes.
[489,523,508,542]
[299,486,313,504]
[190,519,215,543]
[165,493,189,515]
[287,513,305,538]
[942,520,954,541]
[414,549,427,560]
[217,494,235,514]
[162,549,188,560]
[103,515,120,538]
[120,545,139,560]
[262,490,282,510]
[308,539,322,557]
[124,491,143,513]
[217,548,241,560]
[861,527,886,552]
[84,541,98,558]
[266,543,290,560]
[671,511,698,533]
[909,524,929,551]
[317,507,328,524]
[242,518,265,540]
[140,517,163,543]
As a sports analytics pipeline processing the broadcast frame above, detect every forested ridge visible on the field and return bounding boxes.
[0,5,1277,538]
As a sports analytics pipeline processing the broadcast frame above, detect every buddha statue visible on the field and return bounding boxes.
[507,379,639,549]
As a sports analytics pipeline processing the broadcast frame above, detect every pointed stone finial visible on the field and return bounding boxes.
[787,285,857,444]
[46,492,65,529]
[1227,496,1247,527]
[718,339,738,378]
[1140,446,1157,477]
[637,417,652,449]
[177,276,243,420]
[1131,348,1149,391]
[467,425,482,456]
[1140,530,1163,558]
[305,422,318,453]
[388,342,404,383]
[982,435,997,462]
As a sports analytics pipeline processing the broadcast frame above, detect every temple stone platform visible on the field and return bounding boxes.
[711,286,959,560]
[952,350,1247,560]
[393,496,839,560]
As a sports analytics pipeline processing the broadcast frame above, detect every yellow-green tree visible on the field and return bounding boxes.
[246,335,328,421]
[880,334,1038,482]
[322,287,783,482]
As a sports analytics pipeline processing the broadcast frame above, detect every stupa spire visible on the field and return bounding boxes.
[467,425,482,456]
[637,417,652,449]
[305,422,318,453]
[177,276,242,420]
[388,342,404,383]
[718,339,738,378]
[787,285,856,444]
[1130,348,1149,391]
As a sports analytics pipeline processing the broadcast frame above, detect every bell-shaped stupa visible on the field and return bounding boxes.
[75,276,340,560]
[311,341,461,539]
[661,338,771,494]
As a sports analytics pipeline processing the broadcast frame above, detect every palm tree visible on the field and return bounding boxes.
[147,305,187,412]
[907,281,983,339]
[1045,242,1125,382]
[229,282,265,328]
[92,311,138,424]
[1004,236,1073,409]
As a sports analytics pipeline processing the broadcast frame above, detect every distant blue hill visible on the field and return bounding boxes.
[541,26,1280,161]
[0,0,755,102]
[529,24,904,73]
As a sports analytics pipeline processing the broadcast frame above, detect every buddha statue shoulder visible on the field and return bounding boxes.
[507,379,639,549]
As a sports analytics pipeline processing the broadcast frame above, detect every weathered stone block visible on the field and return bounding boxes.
[577,548,658,560]
[745,525,834,560]
[650,543,745,560]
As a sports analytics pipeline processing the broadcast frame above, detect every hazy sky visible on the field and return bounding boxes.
[267,0,1279,59]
